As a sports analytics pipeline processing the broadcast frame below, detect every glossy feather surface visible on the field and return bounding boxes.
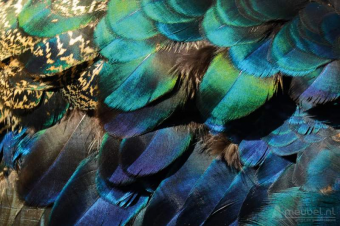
[1,0,340,225]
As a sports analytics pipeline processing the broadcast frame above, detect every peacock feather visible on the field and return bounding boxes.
[0,0,340,225]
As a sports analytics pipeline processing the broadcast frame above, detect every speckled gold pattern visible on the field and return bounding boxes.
[21,26,98,75]
[0,0,39,60]
[52,0,108,17]
[62,60,102,110]
[0,0,102,133]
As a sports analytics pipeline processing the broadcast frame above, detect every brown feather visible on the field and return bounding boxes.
[172,43,218,99]
[0,169,50,226]
[200,133,242,170]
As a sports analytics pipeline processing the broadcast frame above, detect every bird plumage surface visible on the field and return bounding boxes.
[0,0,340,225]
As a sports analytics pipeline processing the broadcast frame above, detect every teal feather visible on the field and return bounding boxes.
[2,1,340,225]
[203,7,271,47]
[95,18,162,63]
[229,39,279,77]
[50,155,149,226]
[156,20,202,42]
[142,0,194,23]
[107,0,158,40]
[270,21,331,76]
[293,137,340,192]
[215,0,262,27]
[246,188,340,225]
[204,168,257,226]
[99,51,178,112]
[167,0,212,17]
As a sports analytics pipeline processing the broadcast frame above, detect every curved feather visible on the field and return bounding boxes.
[94,18,162,63]
[120,127,193,177]
[97,133,134,186]
[203,7,271,47]
[197,51,277,129]
[174,160,239,225]
[1,1,340,225]
[98,51,178,112]
[141,0,194,24]
[229,39,279,77]
[290,61,340,106]
[293,135,340,192]
[168,0,212,17]
[270,19,331,76]
[141,144,214,225]
[103,87,187,138]
[239,140,269,167]
[16,112,100,206]
[156,20,202,42]
[106,0,158,40]
[50,155,149,226]
[203,168,257,226]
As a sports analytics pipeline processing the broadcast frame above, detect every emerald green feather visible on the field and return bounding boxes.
[197,52,276,127]
[107,0,158,40]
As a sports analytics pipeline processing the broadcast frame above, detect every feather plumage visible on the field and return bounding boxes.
[1,0,340,225]
[16,111,102,206]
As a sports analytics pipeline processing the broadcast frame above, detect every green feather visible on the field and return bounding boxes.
[99,50,178,111]
[107,0,158,40]
[95,17,164,63]
[197,52,277,127]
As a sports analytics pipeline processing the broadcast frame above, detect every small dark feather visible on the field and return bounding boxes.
[170,42,218,99]
[201,133,242,170]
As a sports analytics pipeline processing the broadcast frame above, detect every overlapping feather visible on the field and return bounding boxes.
[1,0,340,225]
